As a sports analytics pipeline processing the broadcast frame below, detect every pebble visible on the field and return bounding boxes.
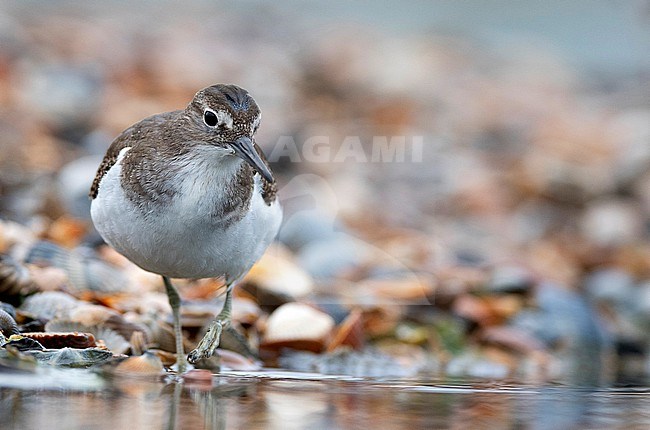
[277,210,339,252]
[634,281,650,322]
[262,303,335,353]
[485,265,535,295]
[113,352,165,376]
[297,235,371,279]
[244,244,313,299]
[580,199,645,247]
[56,155,104,219]
[21,291,79,320]
[19,64,104,132]
[26,347,113,368]
[583,269,636,310]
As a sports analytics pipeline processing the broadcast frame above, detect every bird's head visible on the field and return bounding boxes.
[186,84,272,182]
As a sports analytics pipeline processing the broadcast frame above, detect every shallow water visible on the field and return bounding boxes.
[1,368,649,430]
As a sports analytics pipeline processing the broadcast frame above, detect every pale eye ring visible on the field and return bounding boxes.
[203,110,218,127]
[252,114,261,133]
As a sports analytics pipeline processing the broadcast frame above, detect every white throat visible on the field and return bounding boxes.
[172,146,244,216]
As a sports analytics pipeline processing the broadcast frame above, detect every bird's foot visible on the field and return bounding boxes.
[173,353,190,374]
[187,320,226,364]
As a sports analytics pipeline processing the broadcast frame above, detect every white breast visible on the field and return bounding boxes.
[91,147,282,281]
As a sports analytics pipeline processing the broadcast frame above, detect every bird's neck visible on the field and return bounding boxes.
[121,143,254,222]
[172,149,254,222]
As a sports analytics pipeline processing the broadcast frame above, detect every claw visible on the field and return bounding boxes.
[187,349,202,364]
[187,320,223,364]
[188,284,236,366]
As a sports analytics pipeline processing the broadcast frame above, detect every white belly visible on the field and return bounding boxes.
[91,148,282,281]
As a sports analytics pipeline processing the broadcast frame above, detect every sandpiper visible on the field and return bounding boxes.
[89,84,282,372]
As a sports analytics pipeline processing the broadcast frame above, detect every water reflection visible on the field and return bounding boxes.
[1,371,650,429]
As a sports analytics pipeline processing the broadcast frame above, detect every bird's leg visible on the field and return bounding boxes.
[162,276,187,373]
[187,282,233,364]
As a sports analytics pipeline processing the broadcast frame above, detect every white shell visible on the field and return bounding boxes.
[264,303,335,343]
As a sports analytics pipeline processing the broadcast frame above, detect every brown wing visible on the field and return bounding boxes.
[89,112,178,199]
[89,134,132,199]
[254,142,277,205]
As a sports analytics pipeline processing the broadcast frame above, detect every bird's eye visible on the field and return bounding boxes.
[203,110,218,127]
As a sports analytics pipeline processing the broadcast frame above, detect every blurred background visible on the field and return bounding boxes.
[1,0,649,386]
